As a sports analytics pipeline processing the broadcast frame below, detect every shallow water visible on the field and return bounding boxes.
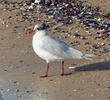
[0,79,33,100]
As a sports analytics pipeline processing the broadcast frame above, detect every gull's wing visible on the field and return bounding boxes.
[40,35,83,59]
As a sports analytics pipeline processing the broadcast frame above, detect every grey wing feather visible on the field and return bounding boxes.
[41,36,84,59]
[40,36,96,59]
[41,36,71,58]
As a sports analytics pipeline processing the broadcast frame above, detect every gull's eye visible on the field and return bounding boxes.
[37,28,40,30]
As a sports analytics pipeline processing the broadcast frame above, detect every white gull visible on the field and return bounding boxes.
[29,22,95,78]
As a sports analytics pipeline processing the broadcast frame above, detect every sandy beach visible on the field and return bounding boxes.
[0,0,110,100]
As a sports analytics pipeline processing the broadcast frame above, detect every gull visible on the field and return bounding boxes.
[29,22,95,78]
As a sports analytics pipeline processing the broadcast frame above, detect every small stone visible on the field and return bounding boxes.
[92,44,100,49]
[16,89,19,93]
[7,89,10,92]
[32,72,36,74]
[13,81,17,84]
[34,0,41,4]
[73,89,77,92]
[19,60,24,63]
[85,42,90,45]
[26,91,30,93]
[70,42,73,44]
[49,79,53,81]
[86,30,92,35]
[4,69,7,71]
[102,48,109,53]
[80,36,86,39]
[100,43,105,46]
[92,49,96,52]
[73,33,80,37]
[107,86,110,89]
[28,5,34,10]
[91,94,94,97]
[1,38,4,40]
[54,82,56,84]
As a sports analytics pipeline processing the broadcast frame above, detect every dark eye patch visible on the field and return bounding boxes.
[37,23,48,30]
[37,28,40,30]
[37,26,44,30]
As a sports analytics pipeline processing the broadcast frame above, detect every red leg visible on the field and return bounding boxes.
[40,63,49,78]
[61,61,64,76]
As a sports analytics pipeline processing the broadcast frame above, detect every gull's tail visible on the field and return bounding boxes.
[68,48,96,59]
[81,54,96,60]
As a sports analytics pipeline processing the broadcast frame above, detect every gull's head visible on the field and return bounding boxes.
[28,22,49,34]
[34,22,49,31]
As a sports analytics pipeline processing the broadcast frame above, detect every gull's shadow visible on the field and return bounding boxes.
[47,61,110,77]
[63,73,73,76]
[74,60,110,72]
